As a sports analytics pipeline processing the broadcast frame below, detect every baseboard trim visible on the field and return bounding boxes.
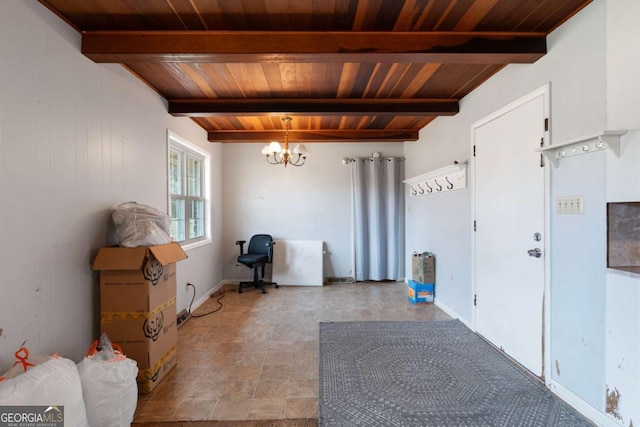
[434,298,473,329]
[432,296,618,426]
[548,379,621,427]
[326,277,354,284]
[431,296,617,426]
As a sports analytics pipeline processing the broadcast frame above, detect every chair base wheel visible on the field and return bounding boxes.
[238,280,278,294]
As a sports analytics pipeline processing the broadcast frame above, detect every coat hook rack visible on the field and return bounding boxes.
[537,130,627,167]
[404,161,467,197]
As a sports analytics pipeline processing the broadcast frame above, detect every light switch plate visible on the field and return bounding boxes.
[557,195,584,214]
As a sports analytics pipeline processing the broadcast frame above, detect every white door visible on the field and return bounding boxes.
[474,92,546,376]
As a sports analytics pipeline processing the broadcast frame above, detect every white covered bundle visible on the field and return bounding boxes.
[0,349,89,427]
[112,201,171,247]
[77,334,138,427]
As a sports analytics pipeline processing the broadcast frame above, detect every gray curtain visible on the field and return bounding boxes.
[352,157,405,281]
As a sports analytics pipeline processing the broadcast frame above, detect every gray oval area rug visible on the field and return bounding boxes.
[319,320,593,426]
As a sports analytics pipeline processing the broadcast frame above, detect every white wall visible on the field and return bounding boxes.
[221,142,404,281]
[404,0,640,424]
[603,0,640,424]
[0,1,223,372]
[405,0,607,323]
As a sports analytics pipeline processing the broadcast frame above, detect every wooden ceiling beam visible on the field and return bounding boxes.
[208,129,419,143]
[170,99,458,117]
[82,31,546,64]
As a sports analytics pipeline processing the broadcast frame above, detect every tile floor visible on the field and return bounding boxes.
[132,281,451,425]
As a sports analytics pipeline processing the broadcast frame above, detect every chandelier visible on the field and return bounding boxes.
[261,116,308,167]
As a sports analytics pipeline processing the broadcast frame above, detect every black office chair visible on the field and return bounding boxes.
[236,234,279,294]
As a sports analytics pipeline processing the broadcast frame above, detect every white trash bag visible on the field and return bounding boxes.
[77,334,138,427]
[112,201,171,247]
[0,347,53,381]
[0,347,90,427]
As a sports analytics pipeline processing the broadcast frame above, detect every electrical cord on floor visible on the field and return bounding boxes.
[187,282,225,318]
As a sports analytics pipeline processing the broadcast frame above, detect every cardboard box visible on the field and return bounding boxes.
[407,280,434,304]
[93,243,187,313]
[93,242,186,393]
[100,299,177,369]
[412,252,435,284]
[137,346,177,394]
[101,299,177,393]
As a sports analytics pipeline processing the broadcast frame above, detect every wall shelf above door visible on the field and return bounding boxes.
[404,162,467,196]
[537,130,627,167]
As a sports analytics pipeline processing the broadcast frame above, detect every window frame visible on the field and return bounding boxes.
[167,130,211,250]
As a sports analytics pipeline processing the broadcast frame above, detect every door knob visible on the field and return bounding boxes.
[527,248,542,258]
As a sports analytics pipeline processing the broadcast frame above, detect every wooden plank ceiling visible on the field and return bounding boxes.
[39,0,591,143]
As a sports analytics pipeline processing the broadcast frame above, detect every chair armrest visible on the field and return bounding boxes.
[236,240,246,255]
[266,240,274,262]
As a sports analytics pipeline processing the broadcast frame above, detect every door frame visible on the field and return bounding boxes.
[470,82,552,384]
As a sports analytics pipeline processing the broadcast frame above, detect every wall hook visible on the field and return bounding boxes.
[417,183,425,194]
[445,176,454,190]
[403,162,468,194]
[425,182,433,193]
[410,186,417,196]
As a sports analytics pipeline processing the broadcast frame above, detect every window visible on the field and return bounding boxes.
[168,132,209,247]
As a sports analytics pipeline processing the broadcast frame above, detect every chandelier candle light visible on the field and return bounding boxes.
[262,116,308,167]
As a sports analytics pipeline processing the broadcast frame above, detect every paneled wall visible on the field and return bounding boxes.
[0,1,223,371]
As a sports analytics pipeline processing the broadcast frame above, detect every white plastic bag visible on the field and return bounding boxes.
[112,201,171,247]
[0,347,53,381]
[77,334,138,427]
[0,349,89,427]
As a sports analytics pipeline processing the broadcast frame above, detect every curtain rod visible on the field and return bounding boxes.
[342,156,405,164]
